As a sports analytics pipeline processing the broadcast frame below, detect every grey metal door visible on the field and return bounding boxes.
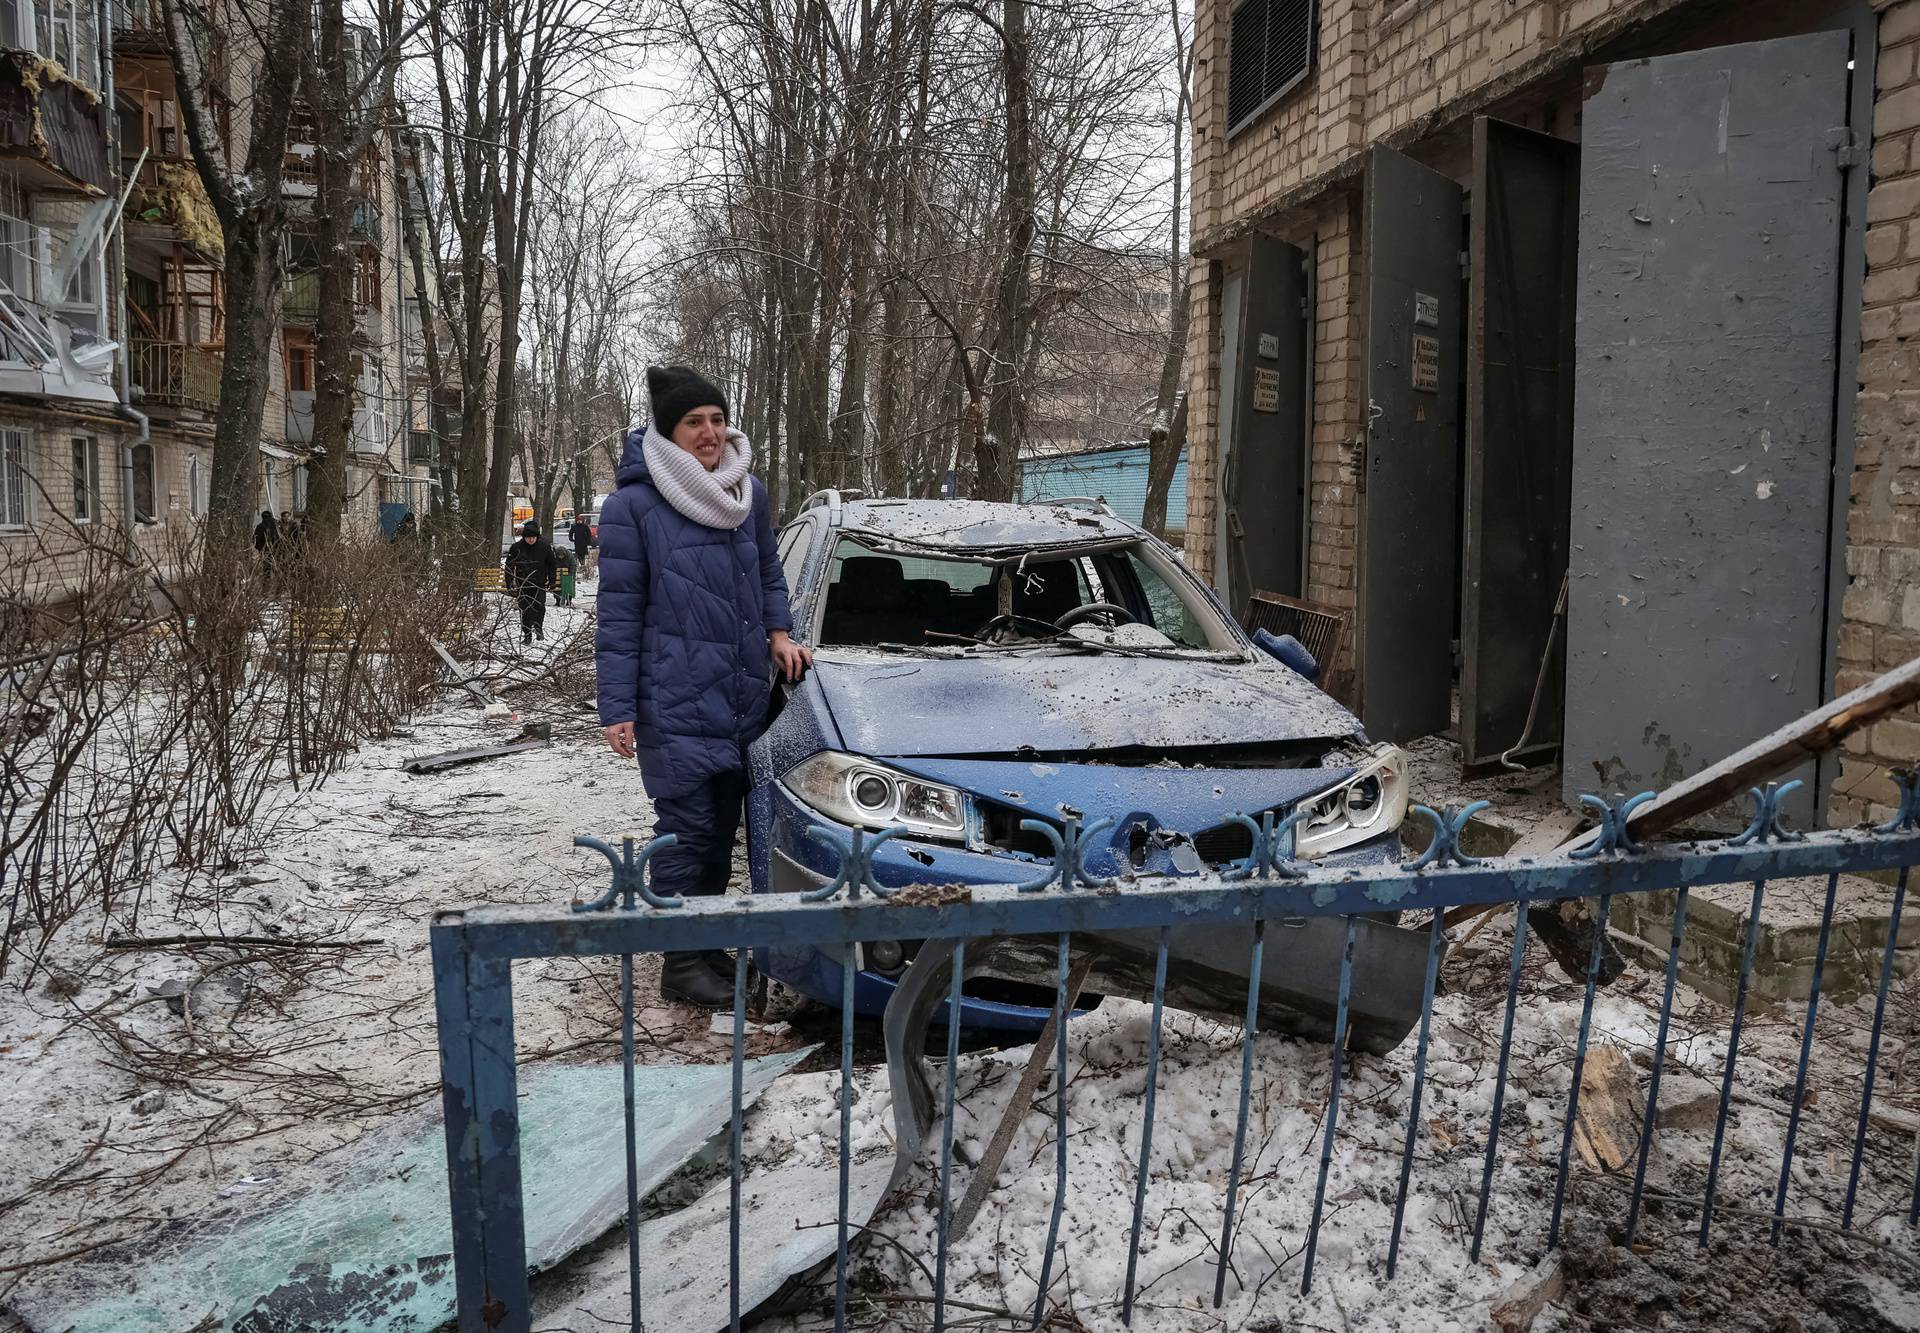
[1362,144,1463,741]
[1221,235,1309,619]
[1564,31,1852,823]
[1460,118,1579,771]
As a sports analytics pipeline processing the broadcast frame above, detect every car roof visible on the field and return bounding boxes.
[830,498,1142,552]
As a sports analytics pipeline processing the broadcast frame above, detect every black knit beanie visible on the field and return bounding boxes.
[647,365,729,438]
[522,520,540,538]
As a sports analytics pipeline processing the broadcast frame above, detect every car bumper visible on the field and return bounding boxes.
[753,781,1415,1036]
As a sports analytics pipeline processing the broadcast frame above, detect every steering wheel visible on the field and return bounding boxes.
[971,612,1062,642]
[1054,601,1135,631]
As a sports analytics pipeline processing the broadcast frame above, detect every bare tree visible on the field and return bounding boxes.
[408,0,640,555]
[165,0,308,550]
[648,0,1179,515]
[514,114,643,530]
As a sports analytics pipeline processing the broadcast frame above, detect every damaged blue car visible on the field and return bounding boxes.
[746,493,1433,1051]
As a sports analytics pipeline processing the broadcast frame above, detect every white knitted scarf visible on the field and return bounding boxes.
[641,423,754,529]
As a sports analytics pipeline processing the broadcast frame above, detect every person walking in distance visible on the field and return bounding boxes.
[503,520,557,645]
[569,512,594,576]
[595,366,811,1008]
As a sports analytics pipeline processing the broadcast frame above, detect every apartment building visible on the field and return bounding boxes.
[1185,0,1918,826]
[0,3,149,597]
[0,2,432,602]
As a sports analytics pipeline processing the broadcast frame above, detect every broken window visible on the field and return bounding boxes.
[816,536,1235,653]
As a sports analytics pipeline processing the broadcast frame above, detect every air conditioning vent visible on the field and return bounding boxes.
[1227,0,1317,135]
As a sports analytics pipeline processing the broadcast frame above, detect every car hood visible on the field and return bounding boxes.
[811,651,1361,756]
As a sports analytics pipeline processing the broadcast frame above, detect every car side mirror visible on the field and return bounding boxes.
[1252,628,1319,682]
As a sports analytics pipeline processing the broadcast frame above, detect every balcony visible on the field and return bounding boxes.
[131,339,221,414]
[284,270,320,323]
[349,199,381,246]
[285,391,392,459]
[0,51,109,192]
[352,404,391,459]
[124,160,224,259]
[112,0,168,49]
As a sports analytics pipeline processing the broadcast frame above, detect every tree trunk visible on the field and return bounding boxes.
[978,0,1033,503]
[204,222,281,549]
[1142,0,1194,542]
[1140,381,1187,538]
[303,0,356,542]
[1141,275,1191,539]
[829,266,870,491]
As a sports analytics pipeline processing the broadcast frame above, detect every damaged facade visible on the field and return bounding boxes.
[0,1,434,599]
[1183,0,1920,827]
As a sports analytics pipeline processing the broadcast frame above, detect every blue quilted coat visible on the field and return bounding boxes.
[594,427,793,798]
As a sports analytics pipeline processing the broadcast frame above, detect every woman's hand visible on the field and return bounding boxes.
[770,630,813,683]
[604,721,636,758]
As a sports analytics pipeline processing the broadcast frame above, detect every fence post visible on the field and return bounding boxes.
[432,914,530,1332]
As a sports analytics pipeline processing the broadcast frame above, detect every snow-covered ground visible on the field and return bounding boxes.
[3,577,1918,1330]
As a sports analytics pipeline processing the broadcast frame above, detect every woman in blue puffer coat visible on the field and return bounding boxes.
[595,366,812,1007]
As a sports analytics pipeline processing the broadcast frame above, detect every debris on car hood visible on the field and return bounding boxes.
[813,653,1362,757]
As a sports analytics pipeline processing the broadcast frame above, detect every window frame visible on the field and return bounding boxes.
[285,339,315,393]
[69,434,96,523]
[1225,0,1319,139]
[187,451,207,517]
[0,428,28,529]
[129,440,156,524]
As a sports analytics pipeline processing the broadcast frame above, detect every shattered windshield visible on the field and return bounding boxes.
[815,536,1238,654]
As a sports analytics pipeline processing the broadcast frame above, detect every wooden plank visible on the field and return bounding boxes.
[949,955,1095,1241]
[1442,654,1920,935]
[1583,652,1920,848]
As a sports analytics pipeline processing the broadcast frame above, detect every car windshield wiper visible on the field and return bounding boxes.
[866,642,957,658]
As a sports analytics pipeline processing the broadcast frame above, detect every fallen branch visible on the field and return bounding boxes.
[103,934,385,951]
[0,1228,146,1275]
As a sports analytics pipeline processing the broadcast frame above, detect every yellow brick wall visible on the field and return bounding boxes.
[1190,0,1920,808]
[1834,0,1920,826]
[0,418,210,600]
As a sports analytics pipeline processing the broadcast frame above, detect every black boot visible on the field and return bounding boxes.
[700,949,739,983]
[660,952,734,1009]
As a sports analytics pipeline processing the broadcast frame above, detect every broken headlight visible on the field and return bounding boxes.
[1291,745,1410,859]
[781,751,967,843]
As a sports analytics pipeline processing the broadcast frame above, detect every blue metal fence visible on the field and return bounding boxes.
[431,773,1920,1332]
